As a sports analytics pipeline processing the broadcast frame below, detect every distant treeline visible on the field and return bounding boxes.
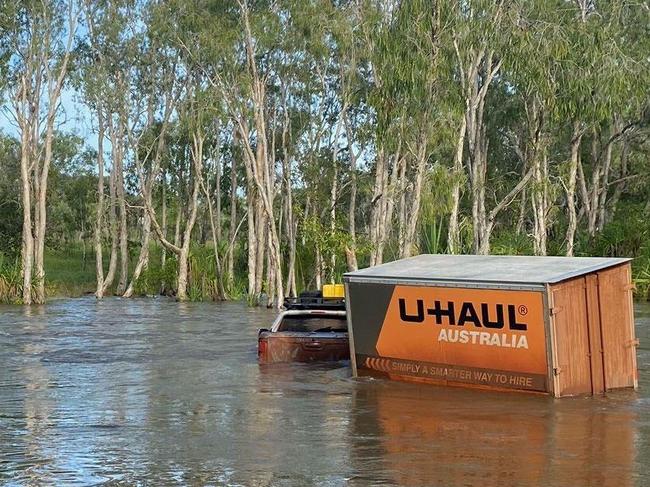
[0,0,649,305]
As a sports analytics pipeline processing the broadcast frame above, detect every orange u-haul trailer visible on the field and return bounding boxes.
[344,254,638,397]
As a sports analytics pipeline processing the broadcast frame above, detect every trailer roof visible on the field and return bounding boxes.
[344,254,631,287]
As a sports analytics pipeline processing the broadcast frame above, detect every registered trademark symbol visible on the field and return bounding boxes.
[518,305,528,316]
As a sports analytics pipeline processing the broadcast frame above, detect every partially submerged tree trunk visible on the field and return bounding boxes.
[227,151,238,293]
[94,108,106,298]
[199,149,226,300]
[11,1,78,304]
[19,114,34,305]
[245,176,258,299]
[232,0,284,308]
[161,171,167,269]
[123,90,175,298]
[113,114,129,295]
[101,169,119,295]
[147,131,203,301]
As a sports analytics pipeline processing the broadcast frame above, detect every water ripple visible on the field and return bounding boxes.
[0,297,648,486]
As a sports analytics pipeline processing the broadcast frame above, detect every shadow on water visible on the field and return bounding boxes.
[0,297,648,486]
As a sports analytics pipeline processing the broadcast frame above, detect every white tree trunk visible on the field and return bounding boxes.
[227,154,238,292]
[101,169,119,295]
[401,141,428,258]
[566,122,584,256]
[19,128,34,305]
[94,109,106,298]
[114,117,129,295]
[447,117,466,254]
[343,112,358,271]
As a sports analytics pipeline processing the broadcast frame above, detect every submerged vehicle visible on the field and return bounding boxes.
[257,286,349,364]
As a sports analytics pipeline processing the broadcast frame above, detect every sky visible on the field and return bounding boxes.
[1,86,99,151]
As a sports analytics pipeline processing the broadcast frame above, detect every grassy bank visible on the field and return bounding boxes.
[0,243,247,304]
[0,247,107,303]
[1,241,649,304]
[44,246,98,297]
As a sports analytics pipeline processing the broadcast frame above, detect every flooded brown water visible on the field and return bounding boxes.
[0,297,648,486]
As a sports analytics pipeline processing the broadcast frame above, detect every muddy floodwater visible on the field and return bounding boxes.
[1,297,649,486]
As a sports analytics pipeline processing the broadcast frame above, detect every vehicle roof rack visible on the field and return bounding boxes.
[283,291,346,311]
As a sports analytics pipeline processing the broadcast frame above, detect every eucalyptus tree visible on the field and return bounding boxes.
[550,0,650,255]
[365,0,449,260]
[577,2,649,239]
[273,0,340,293]
[173,0,266,302]
[503,0,566,255]
[279,0,374,284]
[3,0,80,304]
[382,0,445,259]
[82,0,141,295]
[77,0,131,297]
[234,0,289,306]
[145,0,243,301]
[146,71,208,301]
[329,1,372,272]
[79,0,109,295]
[122,1,183,298]
[448,0,539,255]
[198,116,228,301]
[363,1,401,267]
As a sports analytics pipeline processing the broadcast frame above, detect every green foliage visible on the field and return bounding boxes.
[419,165,456,254]
[574,203,650,299]
[301,215,349,282]
[132,254,178,297]
[0,134,21,257]
[43,245,97,297]
[0,254,23,304]
[490,230,534,256]
[128,245,234,301]
[188,246,222,302]
[1,0,650,306]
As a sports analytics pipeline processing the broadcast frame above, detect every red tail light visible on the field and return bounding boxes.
[258,338,268,359]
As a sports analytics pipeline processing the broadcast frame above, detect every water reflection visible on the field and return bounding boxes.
[0,297,648,486]
[350,382,638,487]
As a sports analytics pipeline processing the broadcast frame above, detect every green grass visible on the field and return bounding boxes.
[44,246,98,297]
[42,242,248,301]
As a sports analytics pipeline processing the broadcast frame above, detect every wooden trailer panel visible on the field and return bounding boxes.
[585,274,605,394]
[550,278,592,396]
[597,263,638,390]
[549,262,637,396]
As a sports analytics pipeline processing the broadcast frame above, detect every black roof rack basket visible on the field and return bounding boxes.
[283,291,345,311]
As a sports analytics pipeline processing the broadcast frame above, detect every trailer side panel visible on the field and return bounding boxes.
[597,263,638,390]
[347,282,549,392]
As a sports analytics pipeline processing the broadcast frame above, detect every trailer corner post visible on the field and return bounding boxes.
[344,280,358,377]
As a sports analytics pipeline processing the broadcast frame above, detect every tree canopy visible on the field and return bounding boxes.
[0,0,649,304]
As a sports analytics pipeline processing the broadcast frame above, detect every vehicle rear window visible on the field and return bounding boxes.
[278,315,347,333]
